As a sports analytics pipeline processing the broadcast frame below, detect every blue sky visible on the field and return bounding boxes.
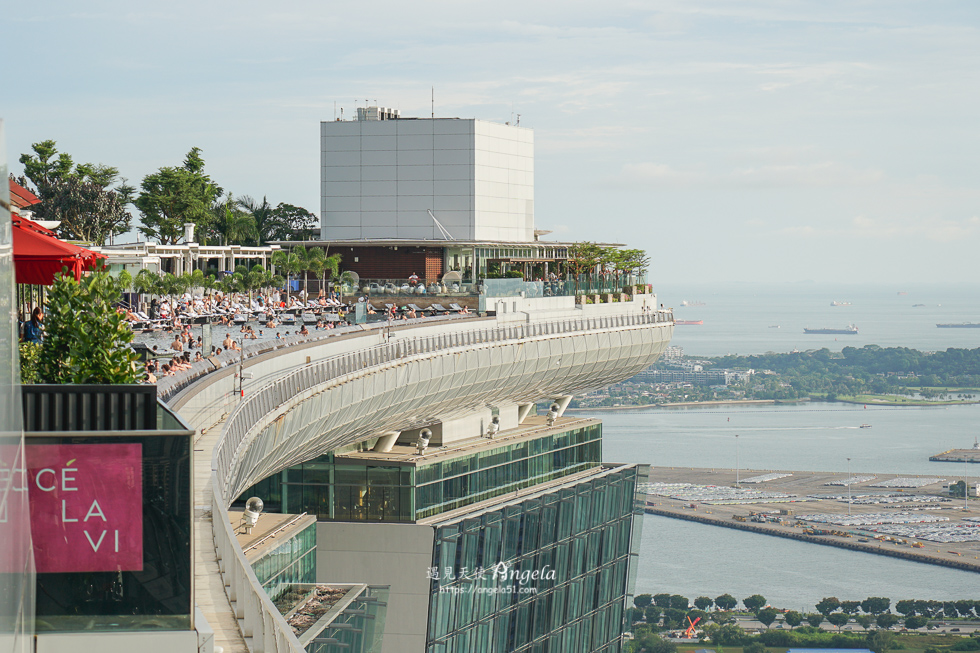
[4,1,979,284]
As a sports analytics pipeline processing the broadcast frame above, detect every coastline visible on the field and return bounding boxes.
[646,506,980,574]
[566,399,778,412]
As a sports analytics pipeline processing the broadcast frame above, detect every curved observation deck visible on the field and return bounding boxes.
[169,298,673,653]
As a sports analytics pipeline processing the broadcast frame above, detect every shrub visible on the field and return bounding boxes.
[38,268,140,384]
[19,342,42,383]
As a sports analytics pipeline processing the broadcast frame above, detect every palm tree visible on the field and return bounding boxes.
[238,195,277,245]
[212,194,258,245]
[271,249,303,303]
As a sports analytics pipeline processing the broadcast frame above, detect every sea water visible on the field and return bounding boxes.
[658,282,980,357]
[588,404,980,609]
[582,282,980,608]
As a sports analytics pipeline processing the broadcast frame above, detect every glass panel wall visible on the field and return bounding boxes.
[236,424,602,524]
[250,521,317,601]
[426,466,641,653]
[0,120,35,653]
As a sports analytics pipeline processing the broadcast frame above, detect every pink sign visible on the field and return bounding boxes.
[26,443,143,573]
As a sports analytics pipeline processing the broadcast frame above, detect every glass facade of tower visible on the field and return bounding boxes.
[425,465,645,653]
[237,423,601,522]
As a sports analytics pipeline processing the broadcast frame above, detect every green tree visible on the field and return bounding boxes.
[894,600,916,617]
[784,611,803,628]
[904,615,928,630]
[694,596,713,611]
[238,195,278,244]
[840,601,862,615]
[652,593,672,608]
[827,612,849,631]
[136,147,222,244]
[867,629,894,653]
[19,140,74,187]
[20,140,133,244]
[744,643,766,653]
[208,194,257,245]
[806,613,824,628]
[816,597,841,616]
[863,597,891,616]
[632,632,677,653]
[855,615,873,629]
[757,608,779,629]
[644,606,662,626]
[634,594,653,609]
[875,613,899,630]
[710,611,734,625]
[744,595,767,612]
[663,608,686,629]
[32,177,132,244]
[714,594,738,611]
[567,241,605,276]
[269,201,319,241]
[710,623,746,646]
[38,268,140,384]
[670,595,689,611]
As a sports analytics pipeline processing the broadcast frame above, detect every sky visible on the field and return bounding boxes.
[4,1,979,285]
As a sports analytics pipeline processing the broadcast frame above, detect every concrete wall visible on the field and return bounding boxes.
[320,118,533,242]
[316,522,434,653]
[35,632,198,653]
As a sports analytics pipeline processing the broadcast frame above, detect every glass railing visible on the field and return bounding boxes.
[351,279,478,298]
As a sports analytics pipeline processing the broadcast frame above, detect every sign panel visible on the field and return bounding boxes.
[26,443,143,573]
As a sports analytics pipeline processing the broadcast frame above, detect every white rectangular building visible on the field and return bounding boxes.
[320,111,534,242]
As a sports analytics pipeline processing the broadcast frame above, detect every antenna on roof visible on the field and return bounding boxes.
[427,209,456,241]
[516,114,521,127]
[431,86,434,119]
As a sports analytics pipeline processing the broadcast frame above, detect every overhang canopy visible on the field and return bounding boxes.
[12,216,105,285]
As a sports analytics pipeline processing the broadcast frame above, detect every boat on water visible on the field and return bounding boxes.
[674,320,703,325]
[768,325,780,329]
[860,424,872,429]
[680,300,706,307]
[831,300,852,306]
[803,324,859,335]
[936,322,980,328]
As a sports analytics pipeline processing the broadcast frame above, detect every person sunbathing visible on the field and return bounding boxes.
[299,325,310,335]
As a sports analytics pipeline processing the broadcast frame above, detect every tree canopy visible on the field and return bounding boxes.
[18,140,134,245]
[136,147,223,244]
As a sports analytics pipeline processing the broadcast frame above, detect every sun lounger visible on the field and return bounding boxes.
[449,303,465,312]
[429,303,449,313]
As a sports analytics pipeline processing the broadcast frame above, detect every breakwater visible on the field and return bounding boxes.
[930,448,980,463]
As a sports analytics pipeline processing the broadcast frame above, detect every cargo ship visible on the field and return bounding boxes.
[803,324,858,335]
[936,323,980,328]
[675,320,703,325]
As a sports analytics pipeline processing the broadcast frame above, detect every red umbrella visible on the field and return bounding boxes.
[11,215,106,285]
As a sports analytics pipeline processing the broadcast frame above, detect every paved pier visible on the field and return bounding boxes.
[930,448,980,463]
[645,466,980,572]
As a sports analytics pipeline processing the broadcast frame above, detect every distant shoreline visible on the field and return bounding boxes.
[566,399,779,412]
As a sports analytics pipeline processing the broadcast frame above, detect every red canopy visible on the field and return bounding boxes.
[12,215,106,285]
